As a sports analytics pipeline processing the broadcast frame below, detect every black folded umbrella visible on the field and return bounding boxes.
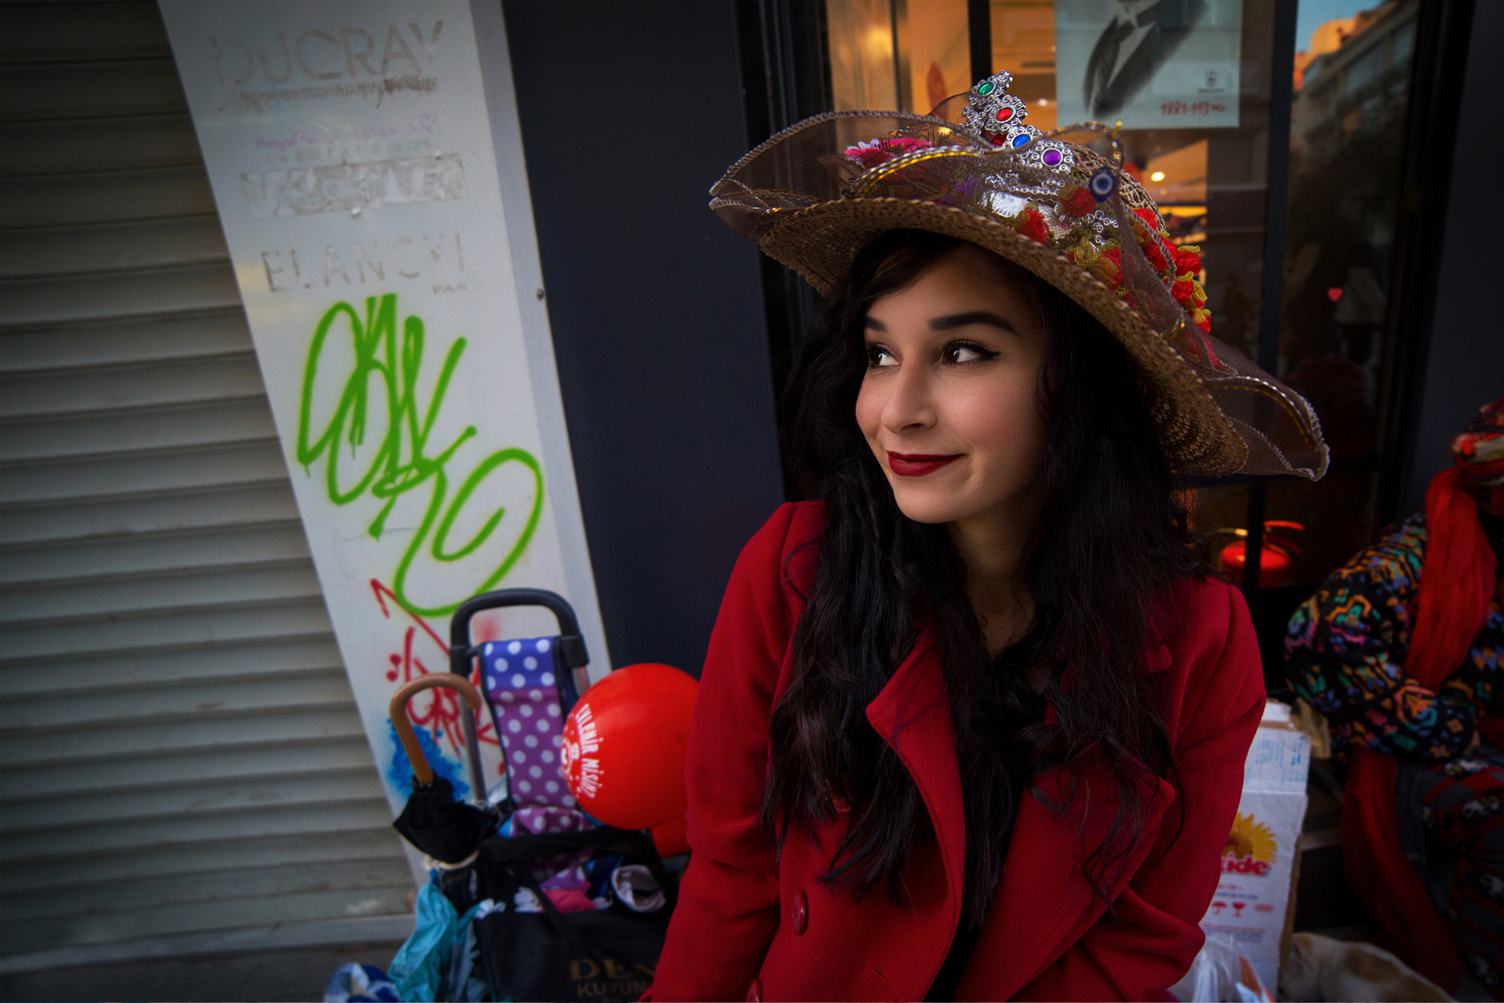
[390,674,498,865]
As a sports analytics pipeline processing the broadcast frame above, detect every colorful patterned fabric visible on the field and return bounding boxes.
[1285,512,1503,765]
[1397,744,1504,995]
[1288,510,1504,995]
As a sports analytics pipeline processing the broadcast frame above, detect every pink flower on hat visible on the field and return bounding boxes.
[843,136,933,169]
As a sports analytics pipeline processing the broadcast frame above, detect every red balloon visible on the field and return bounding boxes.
[561,662,697,829]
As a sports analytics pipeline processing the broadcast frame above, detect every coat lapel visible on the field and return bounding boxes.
[958,752,1176,999]
[968,624,1177,999]
[863,616,1179,1001]
[863,624,967,964]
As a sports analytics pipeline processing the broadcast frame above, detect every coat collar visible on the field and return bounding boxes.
[863,616,1176,999]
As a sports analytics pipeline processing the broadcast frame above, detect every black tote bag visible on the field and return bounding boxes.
[473,826,677,1002]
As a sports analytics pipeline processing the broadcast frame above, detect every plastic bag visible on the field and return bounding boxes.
[1170,935,1275,1002]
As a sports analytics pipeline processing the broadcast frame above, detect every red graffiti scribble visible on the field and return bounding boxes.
[472,612,502,644]
[372,579,498,756]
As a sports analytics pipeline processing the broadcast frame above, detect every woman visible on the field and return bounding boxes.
[647,72,1327,1001]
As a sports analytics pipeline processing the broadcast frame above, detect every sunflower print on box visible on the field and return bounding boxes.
[1285,512,1503,766]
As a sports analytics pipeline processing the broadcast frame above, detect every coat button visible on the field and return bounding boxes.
[745,978,762,1002]
[792,889,809,934]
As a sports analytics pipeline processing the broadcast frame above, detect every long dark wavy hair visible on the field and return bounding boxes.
[762,229,1208,931]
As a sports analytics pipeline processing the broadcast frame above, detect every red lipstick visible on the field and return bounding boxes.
[887,452,961,477]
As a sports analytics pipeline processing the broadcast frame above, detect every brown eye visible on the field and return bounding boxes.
[866,345,896,368]
[945,341,999,364]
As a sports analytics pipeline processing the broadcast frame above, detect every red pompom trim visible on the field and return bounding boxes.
[1018,208,1050,244]
[1058,186,1097,219]
[1174,246,1202,275]
[1139,237,1169,274]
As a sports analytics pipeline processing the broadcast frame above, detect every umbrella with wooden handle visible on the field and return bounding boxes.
[390,674,498,865]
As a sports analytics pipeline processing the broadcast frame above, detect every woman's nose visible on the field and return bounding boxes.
[881,362,936,432]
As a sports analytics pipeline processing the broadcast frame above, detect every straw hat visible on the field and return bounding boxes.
[709,71,1328,480]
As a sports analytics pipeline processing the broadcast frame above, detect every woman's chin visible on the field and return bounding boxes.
[888,489,967,525]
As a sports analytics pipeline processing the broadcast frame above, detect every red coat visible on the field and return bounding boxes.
[648,502,1265,1001]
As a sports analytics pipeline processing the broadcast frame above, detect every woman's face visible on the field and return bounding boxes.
[854,243,1050,531]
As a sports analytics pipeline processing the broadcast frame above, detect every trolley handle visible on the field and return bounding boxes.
[447,588,589,676]
[446,588,593,806]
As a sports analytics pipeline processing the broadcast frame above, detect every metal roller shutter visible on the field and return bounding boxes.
[0,0,412,976]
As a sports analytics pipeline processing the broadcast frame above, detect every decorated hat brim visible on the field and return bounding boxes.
[707,80,1330,481]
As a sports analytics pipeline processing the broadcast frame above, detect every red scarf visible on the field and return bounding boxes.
[1411,468,1504,689]
[1342,467,1503,992]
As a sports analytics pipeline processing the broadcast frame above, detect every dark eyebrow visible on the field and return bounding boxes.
[863,311,1018,335]
[930,311,1018,334]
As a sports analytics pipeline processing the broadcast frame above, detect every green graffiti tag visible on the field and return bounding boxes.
[297,292,543,616]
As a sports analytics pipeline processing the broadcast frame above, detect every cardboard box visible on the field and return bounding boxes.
[1196,700,1312,992]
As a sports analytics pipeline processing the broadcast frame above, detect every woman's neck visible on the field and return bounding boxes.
[949,507,1038,655]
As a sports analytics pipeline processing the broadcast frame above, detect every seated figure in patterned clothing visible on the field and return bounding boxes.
[1286,397,1504,999]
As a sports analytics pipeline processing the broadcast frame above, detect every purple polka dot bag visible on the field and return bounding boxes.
[447,588,592,813]
[479,634,581,808]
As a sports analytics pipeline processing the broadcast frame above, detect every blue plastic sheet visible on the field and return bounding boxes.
[388,880,488,1002]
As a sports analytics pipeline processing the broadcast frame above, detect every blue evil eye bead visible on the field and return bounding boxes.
[1089,167,1118,201]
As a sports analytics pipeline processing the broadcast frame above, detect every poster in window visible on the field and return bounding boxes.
[1054,0,1242,129]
